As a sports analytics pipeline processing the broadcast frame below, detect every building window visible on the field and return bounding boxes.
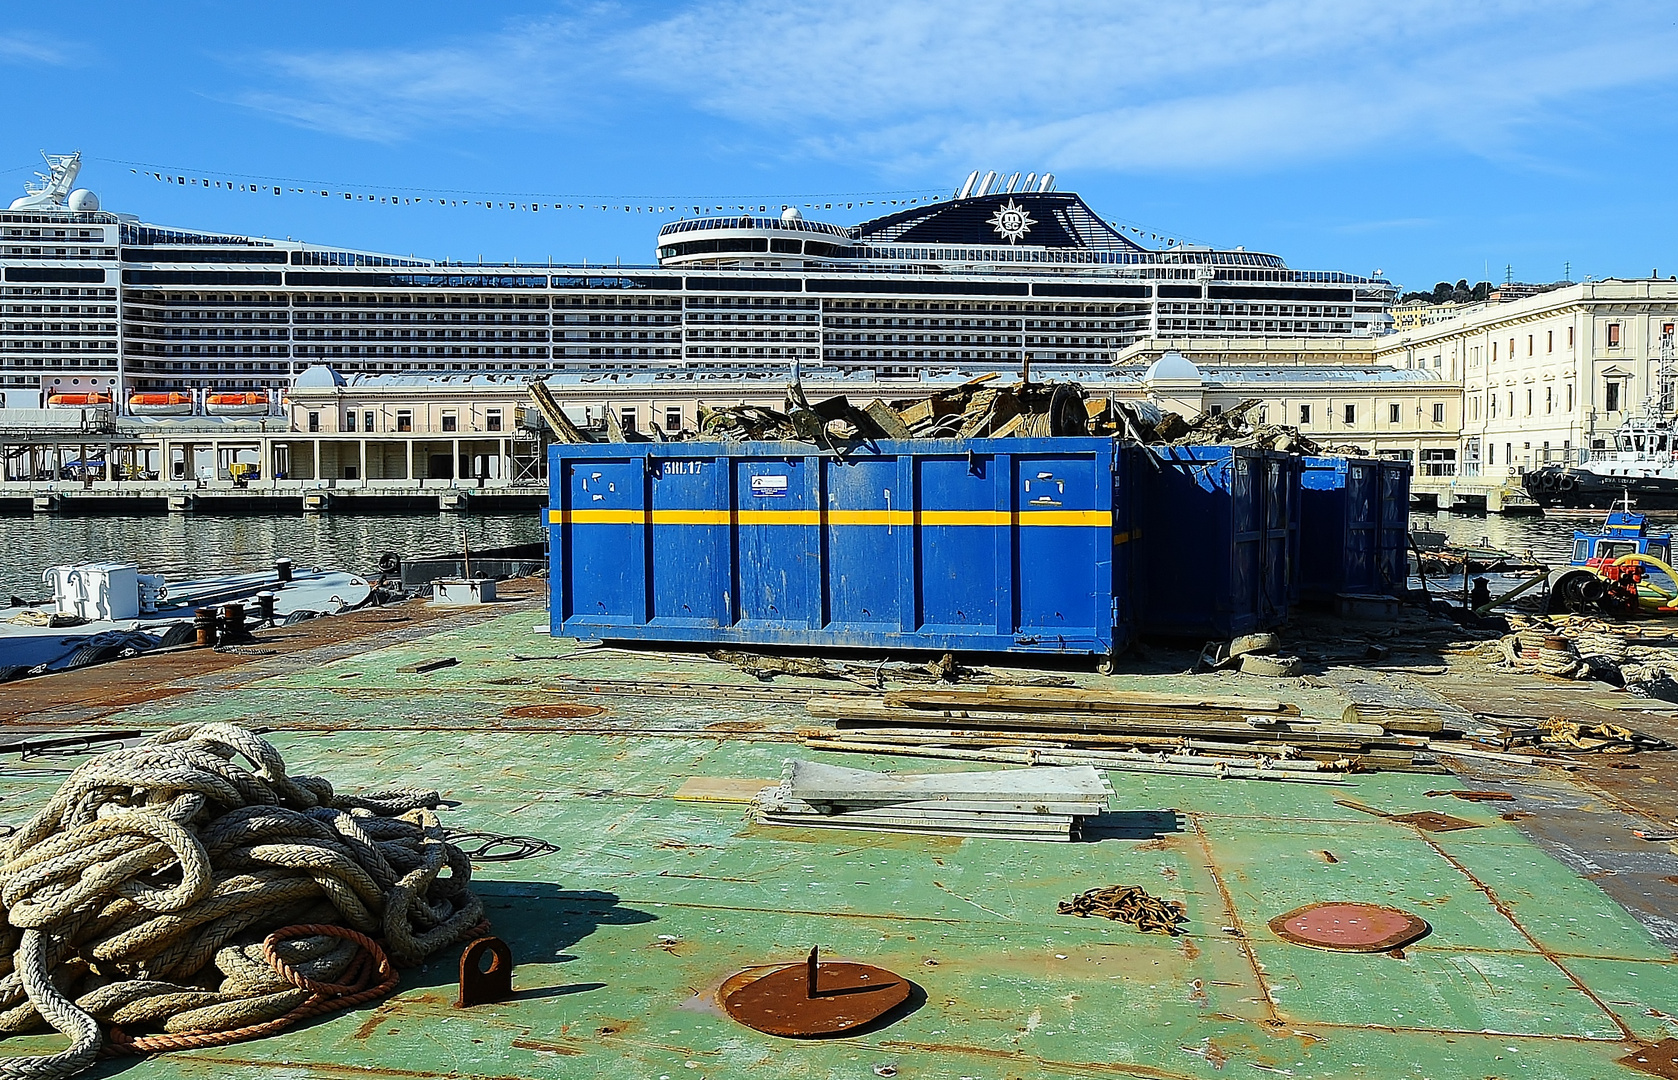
[396,409,413,432]
[1568,326,1575,348]
[344,410,357,432]
[307,411,320,432]
[1545,386,1552,413]
[1389,403,1401,424]
[1343,403,1355,424]
[621,407,638,433]
[486,408,503,432]
[1566,384,1574,411]
[441,411,458,433]
[664,406,683,432]
[1605,380,1621,412]
[1527,335,1533,355]
[1492,341,1498,361]
[1608,322,1622,347]
[1525,389,1532,415]
[1298,404,1311,425]
[1547,330,1553,352]
[364,410,375,432]
[1432,402,1445,423]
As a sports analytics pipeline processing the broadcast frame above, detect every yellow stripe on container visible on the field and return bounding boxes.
[548,508,1110,527]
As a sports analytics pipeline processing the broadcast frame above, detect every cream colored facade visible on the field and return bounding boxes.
[1373,280,1678,477]
[1137,353,1460,469]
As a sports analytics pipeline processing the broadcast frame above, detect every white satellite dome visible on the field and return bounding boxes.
[781,206,802,221]
[1143,351,1203,382]
[67,188,100,212]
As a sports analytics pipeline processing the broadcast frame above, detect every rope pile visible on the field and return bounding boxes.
[0,723,487,1080]
[1056,885,1188,936]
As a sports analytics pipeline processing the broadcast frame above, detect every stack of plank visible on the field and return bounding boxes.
[804,685,1441,779]
[753,760,1113,841]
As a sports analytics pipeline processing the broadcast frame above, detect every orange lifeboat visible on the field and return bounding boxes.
[204,391,270,416]
[46,392,113,407]
[127,392,194,416]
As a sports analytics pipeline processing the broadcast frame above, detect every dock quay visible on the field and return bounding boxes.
[0,479,545,513]
[1410,473,1541,513]
[3,579,1677,1080]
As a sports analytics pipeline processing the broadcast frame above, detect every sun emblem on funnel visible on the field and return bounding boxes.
[987,198,1035,244]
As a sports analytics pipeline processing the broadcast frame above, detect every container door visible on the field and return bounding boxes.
[1015,452,1108,650]
[1379,462,1413,592]
[1344,461,1377,593]
[734,456,821,631]
[915,453,1003,637]
[824,454,904,634]
[648,455,729,627]
[1231,453,1261,634]
[1259,454,1298,622]
[554,457,647,627]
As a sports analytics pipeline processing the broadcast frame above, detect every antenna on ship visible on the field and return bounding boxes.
[1662,324,1676,417]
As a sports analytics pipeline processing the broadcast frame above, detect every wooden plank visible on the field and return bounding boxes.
[863,399,912,439]
[810,700,1390,746]
[672,776,777,803]
[885,686,1299,715]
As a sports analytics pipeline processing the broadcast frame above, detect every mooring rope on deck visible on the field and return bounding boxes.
[0,723,487,1080]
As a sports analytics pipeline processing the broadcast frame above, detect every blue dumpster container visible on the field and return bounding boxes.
[1133,445,1297,639]
[1298,456,1380,602]
[1376,459,1413,594]
[547,438,1134,659]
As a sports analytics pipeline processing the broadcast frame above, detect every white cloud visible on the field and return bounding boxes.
[0,33,77,67]
[232,1,1678,173]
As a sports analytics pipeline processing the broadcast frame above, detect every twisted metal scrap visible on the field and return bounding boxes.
[0,723,485,1080]
[1057,885,1188,936]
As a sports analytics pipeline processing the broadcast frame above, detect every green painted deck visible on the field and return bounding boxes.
[5,601,1678,1079]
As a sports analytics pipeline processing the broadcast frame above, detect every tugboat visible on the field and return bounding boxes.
[1546,497,1678,613]
[1523,411,1678,510]
[1525,337,1678,510]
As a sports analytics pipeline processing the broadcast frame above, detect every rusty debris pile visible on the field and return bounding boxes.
[752,759,1113,841]
[697,374,1105,444]
[1057,885,1188,935]
[1122,397,1363,456]
[532,374,1352,456]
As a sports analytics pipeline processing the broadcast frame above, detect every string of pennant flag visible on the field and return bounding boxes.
[120,165,945,216]
[104,157,1196,244]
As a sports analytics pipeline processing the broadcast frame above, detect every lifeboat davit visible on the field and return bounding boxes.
[127,392,194,416]
[46,392,113,407]
[204,391,270,416]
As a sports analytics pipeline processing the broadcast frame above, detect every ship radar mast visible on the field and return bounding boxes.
[9,150,83,210]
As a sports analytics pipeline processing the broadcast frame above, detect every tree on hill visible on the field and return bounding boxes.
[1399,280,1492,304]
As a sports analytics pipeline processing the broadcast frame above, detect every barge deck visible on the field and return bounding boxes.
[3,592,1677,1079]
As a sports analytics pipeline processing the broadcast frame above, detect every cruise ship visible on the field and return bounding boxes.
[1,154,1396,409]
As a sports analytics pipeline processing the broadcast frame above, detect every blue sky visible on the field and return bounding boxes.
[4,1,1678,293]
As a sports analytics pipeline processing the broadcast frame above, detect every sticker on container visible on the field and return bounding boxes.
[751,474,789,497]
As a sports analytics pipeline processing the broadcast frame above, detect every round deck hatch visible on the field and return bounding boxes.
[1268,903,1429,952]
[721,948,911,1037]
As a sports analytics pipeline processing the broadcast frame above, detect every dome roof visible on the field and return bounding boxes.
[67,189,100,212]
[293,365,347,389]
[1144,351,1203,382]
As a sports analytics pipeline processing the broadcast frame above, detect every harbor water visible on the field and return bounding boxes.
[0,510,544,601]
[0,504,1613,608]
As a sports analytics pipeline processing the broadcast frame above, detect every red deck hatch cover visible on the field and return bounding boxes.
[1268,903,1430,952]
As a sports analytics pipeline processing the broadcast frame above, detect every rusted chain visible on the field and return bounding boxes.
[1057,884,1188,935]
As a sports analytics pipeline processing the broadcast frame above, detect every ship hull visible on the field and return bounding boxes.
[1524,466,1678,511]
